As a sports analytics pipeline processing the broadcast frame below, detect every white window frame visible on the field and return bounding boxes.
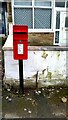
[12,0,54,33]
[54,0,67,45]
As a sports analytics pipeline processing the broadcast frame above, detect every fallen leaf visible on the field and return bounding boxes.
[27,93,30,96]
[7,89,10,92]
[61,97,67,103]
[35,90,39,95]
[16,91,19,94]
[47,96,51,99]
[49,89,52,92]
[8,98,12,102]
[60,88,62,90]
[27,98,32,101]
[52,89,55,91]
[24,108,27,111]
[23,94,25,97]
[57,90,59,93]
[38,91,41,94]
[28,110,32,114]
[42,88,44,91]
[6,96,9,100]
[51,92,54,94]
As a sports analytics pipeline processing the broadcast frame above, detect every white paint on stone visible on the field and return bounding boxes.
[4,50,67,81]
[4,51,19,80]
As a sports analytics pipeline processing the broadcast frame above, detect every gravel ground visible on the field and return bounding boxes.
[2,86,68,119]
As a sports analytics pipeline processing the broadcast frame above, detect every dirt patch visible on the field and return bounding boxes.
[2,86,68,119]
[28,33,54,46]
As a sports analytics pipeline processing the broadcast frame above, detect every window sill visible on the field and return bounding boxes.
[28,29,54,33]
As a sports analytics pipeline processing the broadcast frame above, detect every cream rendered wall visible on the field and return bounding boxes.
[4,50,67,81]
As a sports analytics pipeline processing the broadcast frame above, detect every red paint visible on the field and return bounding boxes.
[13,25,28,60]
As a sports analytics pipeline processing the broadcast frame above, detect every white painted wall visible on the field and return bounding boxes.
[4,51,19,80]
[4,50,67,81]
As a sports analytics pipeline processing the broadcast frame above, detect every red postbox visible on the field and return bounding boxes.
[13,25,28,60]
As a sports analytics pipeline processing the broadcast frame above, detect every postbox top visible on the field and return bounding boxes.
[13,25,28,33]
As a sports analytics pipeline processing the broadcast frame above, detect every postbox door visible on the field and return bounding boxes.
[13,40,28,60]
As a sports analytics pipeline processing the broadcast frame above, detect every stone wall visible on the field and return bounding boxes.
[4,50,67,80]
[3,49,68,87]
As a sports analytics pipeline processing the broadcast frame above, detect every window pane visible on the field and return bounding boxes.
[55,2,65,7]
[14,0,32,6]
[35,0,51,6]
[55,31,59,43]
[66,1,68,8]
[34,8,52,29]
[65,16,68,27]
[14,8,33,28]
[56,11,60,29]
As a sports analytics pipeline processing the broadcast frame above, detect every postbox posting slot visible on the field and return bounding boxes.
[13,34,28,40]
[13,32,27,34]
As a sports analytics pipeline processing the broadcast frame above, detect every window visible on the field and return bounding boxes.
[14,0,32,6]
[14,0,52,29]
[14,8,33,28]
[66,1,68,8]
[55,31,59,43]
[65,16,68,28]
[55,2,65,7]
[34,8,52,29]
[56,11,60,29]
[35,0,51,6]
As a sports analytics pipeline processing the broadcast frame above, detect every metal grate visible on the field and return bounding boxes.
[34,8,52,29]
[56,11,60,29]
[14,8,33,28]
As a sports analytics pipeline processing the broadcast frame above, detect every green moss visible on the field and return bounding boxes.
[57,52,60,58]
[47,72,52,79]
[42,51,48,59]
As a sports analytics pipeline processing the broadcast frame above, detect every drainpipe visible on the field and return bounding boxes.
[2,3,6,35]
[7,2,12,34]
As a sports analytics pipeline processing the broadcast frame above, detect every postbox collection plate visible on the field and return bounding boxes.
[18,44,23,54]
